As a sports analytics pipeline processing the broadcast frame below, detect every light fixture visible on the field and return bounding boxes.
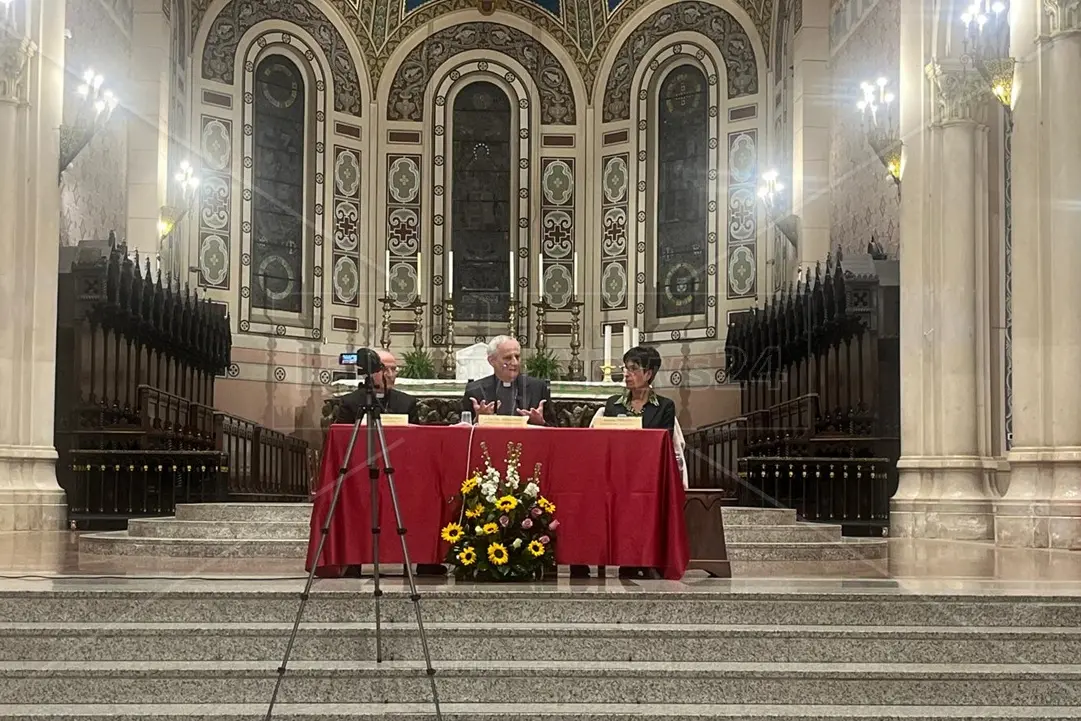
[961,0,1014,107]
[59,67,121,177]
[159,159,201,239]
[757,169,798,243]
[857,77,902,185]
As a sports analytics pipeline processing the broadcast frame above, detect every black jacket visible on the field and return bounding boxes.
[462,374,554,426]
[336,387,420,425]
[603,392,676,434]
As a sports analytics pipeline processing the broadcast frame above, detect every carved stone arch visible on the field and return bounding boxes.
[632,38,725,340]
[601,0,761,122]
[198,0,365,116]
[386,21,577,125]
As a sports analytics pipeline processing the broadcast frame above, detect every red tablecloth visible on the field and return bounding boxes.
[306,425,689,580]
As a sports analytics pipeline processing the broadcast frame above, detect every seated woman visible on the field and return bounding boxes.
[572,345,675,581]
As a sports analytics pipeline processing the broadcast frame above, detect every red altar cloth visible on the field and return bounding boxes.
[306,425,689,580]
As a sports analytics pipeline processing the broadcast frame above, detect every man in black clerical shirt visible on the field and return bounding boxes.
[335,349,420,425]
[462,336,553,425]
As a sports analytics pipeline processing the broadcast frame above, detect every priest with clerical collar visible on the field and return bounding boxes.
[462,335,553,426]
[335,348,420,425]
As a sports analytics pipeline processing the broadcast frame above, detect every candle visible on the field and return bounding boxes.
[416,253,422,299]
[632,327,640,347]
[509,250,515,300]
[537,253,544,298]
[622,325,631,356]
[385,251,391,293]
[573,251,579,298]
[603,325,612,368]
[447,250,454,291]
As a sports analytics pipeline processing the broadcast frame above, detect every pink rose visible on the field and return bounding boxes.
[521,518,533,529]
[499,515,510,527]
[530,506,542,517]
[540,535,550,544]
[549,519,560,530]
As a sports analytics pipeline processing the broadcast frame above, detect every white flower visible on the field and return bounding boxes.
[523,482,539,498]
[512,538,523,549]
[474,525,483,534]
[486,494,497,504]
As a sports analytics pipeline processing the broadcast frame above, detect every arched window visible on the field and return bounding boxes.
[451,81,512,325]
[655,65,709,320]
[251,54,307,314]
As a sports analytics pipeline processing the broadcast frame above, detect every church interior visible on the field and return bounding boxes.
[1,0,1081,717]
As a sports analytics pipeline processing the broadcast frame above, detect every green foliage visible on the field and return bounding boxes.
[398,348,436,379]
[523,348,562,381]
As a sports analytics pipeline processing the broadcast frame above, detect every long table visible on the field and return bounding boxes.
[307,424,690,580]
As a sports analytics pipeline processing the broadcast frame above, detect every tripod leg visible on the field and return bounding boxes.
[366,411,384,663]
[264,416,365,720]
[372,418,443,721]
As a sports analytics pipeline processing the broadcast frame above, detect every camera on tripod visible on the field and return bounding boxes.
[338,348,384,381]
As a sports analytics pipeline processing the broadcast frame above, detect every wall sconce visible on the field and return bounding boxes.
[158,160,200,238]
[961,1,1014,108]
[59,68,120,177]
[757,169,799,243]
[857,78,902,185]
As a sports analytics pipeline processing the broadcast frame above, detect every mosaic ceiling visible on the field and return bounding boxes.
[193,0,776,99]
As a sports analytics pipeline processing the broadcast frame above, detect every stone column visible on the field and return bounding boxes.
[997,0,1081,548]
[0,0,68,530]
[891,5,996,538]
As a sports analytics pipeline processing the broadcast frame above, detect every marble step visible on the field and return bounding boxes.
[1,660,1078,705]
[175,504,312,523]
[3,588,1078,627]
[723,523,843,544]
[0,622,1077,665]
[727,538,887,561]
[125,519,310,540]
[79,532,308,558]
[720,507,799,525]
[0,703,1076,720]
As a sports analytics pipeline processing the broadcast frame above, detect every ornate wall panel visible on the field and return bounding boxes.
[237,32,326,340]
[726,128,757,299]
[429,60,532,345]
[603,1,759,122]
[200,0,363,116]
[635,42,721,343]
[331,146,362,306]
[386,154,422,309]
[197,115,232,289]
[540,158,576,309]
[600,154,630,311]
[386,22,576,125]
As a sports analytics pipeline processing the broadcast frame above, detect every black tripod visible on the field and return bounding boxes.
[265,368,442,720]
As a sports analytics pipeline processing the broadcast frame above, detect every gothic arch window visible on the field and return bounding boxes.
[450,81,513,325]
[653,64,710,320]
[250,53,308,315]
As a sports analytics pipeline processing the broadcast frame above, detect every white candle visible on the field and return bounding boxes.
[622,325,630,356]
[385,251,391,293]
[447,250,454,291]
[509,250,515,300]
[632,327,640,347]
[573,251,579,298]
[537,253,544,298]
[603,325,612,368]
[416,253,422,299]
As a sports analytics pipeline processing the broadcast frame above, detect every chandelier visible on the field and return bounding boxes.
[857,77,902,185]
[961,1,1014,107]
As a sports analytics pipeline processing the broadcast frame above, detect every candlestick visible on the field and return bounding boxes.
[537,253,544,299]
[603,325,612,368]
[573,251,579,297]
[412,302,425,352]
[534,301,548,353]
[442,301,456,378]
[567,298,585,381]
[379,297,392,350]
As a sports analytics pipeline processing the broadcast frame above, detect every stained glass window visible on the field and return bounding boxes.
[655,65,708,319]
[451,81,512,324]
[251,55,306,314]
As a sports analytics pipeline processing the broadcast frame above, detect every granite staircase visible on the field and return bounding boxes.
[0,580,1076,719]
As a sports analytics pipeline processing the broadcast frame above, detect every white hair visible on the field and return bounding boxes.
[486,335,518,358]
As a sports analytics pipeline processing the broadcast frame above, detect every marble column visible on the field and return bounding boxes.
[0,1,68,530]
[891,3,996,538]
[997,0,1081,548]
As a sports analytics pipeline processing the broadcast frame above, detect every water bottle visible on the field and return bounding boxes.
[460,411,473,426]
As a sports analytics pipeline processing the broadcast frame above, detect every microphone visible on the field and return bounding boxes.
[339,348,385,377]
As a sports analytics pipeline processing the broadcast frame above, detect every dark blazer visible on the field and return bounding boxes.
[336,387,420,425]
[462,374,555,426]
[603,391,676,434]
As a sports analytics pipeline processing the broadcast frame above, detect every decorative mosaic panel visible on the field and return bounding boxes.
[600,154,629,312]
[237,31,325,341]
[635,43,721,342]
[727,129,758,300]
[197,115,231,289]
[386,154,422,309]
[331,147,362,307]
[540,158,575,309]
[429,60,532,346]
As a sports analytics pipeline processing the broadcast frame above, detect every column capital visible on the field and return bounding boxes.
[0,30,34,104]
[1044,0,1081,35]
[925,58,990,126]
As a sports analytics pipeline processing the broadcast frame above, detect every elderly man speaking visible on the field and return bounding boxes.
[462,335,552,426]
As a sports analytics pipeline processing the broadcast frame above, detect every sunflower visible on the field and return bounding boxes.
[461,476,479,494]
[440,522,464,543]
[487,542,509,565]
[495,495,519,512]
[457,546,477,565]
[464,503,485,519]
[538,496,556,514]
[527,540,545,557]
[481,522,499,535]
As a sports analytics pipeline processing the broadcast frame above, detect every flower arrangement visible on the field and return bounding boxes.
[440,441,558,581]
